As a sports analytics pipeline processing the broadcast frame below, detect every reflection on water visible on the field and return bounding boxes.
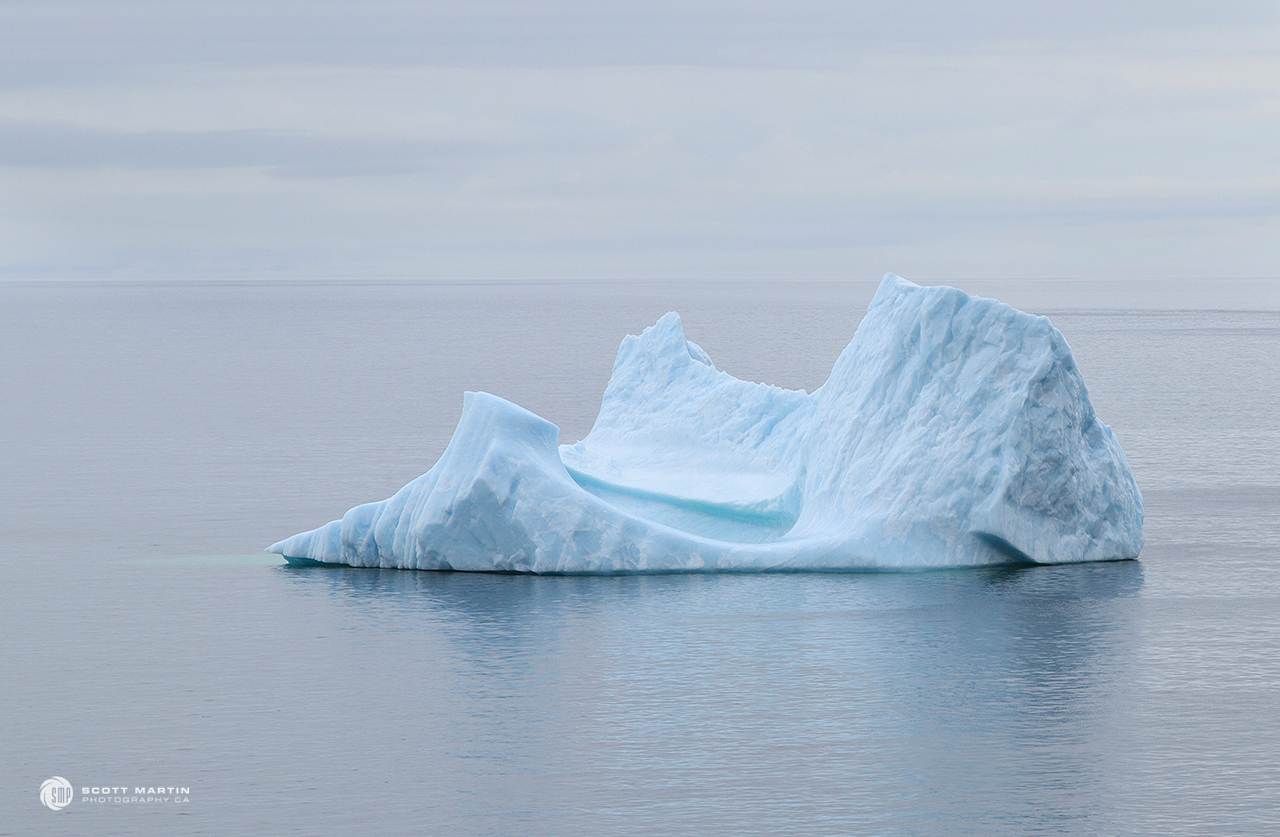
[275,562,1143,835]
[278,560,1143,620]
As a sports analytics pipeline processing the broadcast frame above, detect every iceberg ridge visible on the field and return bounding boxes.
[269,275,1143,572]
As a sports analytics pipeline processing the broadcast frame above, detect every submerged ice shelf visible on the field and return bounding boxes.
[269,275,1143,573]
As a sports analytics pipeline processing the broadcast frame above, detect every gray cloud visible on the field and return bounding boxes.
[0,120,492,178]
[2,1,1276,83]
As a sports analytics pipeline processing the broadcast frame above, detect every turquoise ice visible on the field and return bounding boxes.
[269,275,1143,572]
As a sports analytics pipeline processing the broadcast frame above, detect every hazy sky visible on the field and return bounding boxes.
[3,1,1277,280]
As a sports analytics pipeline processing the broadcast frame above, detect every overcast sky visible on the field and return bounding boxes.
[2,1,1277,280]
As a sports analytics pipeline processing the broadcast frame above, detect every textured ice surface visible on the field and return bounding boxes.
[269,275,1143,572]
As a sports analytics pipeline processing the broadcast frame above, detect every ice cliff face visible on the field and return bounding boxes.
[269,275,1143,572]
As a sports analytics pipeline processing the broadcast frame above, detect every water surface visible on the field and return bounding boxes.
[3,279,1278,835]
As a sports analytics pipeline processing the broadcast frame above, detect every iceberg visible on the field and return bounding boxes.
[269,275,1143,572]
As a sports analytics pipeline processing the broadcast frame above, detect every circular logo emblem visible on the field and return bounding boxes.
[40,777,74,810]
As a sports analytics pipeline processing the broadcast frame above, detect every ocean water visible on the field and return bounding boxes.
[3,278,1279,835]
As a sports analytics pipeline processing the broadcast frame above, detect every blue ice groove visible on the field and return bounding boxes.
[269,275,1143,572]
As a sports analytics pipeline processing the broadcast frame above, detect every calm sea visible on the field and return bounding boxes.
[3,279,1279,835]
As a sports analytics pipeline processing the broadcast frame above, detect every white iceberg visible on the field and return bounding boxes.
[269,275,1143,572]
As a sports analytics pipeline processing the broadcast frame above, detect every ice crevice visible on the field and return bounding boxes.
[269,275,1143,572]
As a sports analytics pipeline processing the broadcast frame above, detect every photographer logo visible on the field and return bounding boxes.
[40,777,74,810]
